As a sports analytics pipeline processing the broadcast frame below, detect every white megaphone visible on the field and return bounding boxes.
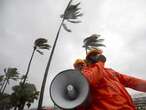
[50,69,89,110]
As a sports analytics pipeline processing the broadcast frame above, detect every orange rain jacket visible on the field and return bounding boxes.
[77,62,146,110]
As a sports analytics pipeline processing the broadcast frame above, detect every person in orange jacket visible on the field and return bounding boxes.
[74,49,146,110]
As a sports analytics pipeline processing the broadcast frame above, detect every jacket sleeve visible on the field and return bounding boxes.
[82,62,104,85]
[113,70,146,92]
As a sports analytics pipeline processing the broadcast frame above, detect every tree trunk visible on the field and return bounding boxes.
[37,17,65,110]
[21,102,25,110]
[1,79,8,94]
[37,1,73,109]
[85,48,87,55]
[18,102,25,110]
[0,79,6,93]
[14,106,17,110]
[22,47,36,86]
[18,106,22,110]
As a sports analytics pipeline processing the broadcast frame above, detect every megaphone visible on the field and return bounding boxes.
[50,69,89,110]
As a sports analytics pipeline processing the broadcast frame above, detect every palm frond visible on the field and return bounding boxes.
[89,43,106,47]
[74,13,83,18]
[36,50,44,55]
[62,23,72,32]
[85,39,104,46]
[34,38,48,47]
[0,75,4,82]
[83,34,100,43]
[62,2,82,20]
[38,44,51,50]
[67,19,81,23]
[95,39,104,42]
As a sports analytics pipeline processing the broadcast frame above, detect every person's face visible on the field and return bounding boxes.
[75,63,86,71]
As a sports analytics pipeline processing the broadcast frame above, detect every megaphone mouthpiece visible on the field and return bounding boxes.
[65,84,78,100]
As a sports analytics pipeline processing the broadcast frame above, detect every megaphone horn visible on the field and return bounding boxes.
[50,69,89,110]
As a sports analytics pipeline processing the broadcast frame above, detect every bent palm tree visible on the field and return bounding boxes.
[22,38,51,85]
[83,34,105,54]
[1,68,19,94]
[38,0,83,109]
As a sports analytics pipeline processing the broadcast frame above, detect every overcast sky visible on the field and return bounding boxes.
[1,0,146,108]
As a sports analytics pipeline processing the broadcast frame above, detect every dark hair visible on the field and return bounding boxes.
[86,54,106,64]
[98,55,106,63]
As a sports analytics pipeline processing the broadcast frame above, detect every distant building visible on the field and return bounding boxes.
[132,93,146,110]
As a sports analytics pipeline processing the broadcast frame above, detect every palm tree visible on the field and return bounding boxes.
[22,38,51,85]
[10,82,39,110]
[1,68,19,94]
[0,75,4,92]
[83,34,105,54]
[38,0,83,109]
